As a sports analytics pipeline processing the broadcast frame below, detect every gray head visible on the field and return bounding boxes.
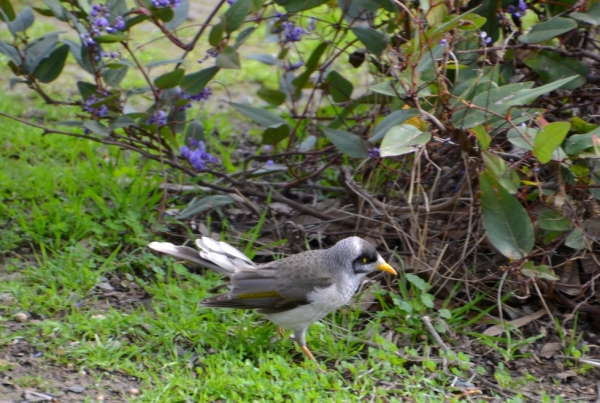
[326,237,397,276]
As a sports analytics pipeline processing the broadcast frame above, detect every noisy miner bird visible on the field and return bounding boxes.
[148,236,397,360]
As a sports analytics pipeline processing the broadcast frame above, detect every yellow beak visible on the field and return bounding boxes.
[376,262,397,275]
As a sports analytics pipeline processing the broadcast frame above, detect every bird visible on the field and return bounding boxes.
[148,236,397,360]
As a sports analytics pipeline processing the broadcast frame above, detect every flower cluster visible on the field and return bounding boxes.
[281,21,306,43]
[147,110,168,126]
[180,140,217,171]
[83,95,108,118]
[507,0,527,18]
[89,3,124,35]
[179,88,212,111]
[368,148,380,159]
[152,0,181,8]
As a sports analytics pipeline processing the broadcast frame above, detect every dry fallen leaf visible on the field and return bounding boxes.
[555,370,577,380]
[483,309,547,337]
[540,341,562,358]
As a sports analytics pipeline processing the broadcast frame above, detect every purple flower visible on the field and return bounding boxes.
[152,0,181,8]
[83,95,109,117]
[517,0,527,12]
[265,159,274,166]
[227,0,237,4]
[368,148,380,159]
[180,145,191,159]
[81,32,96,47]
[147,110,168,126]
[180,140,217,171]
[281,21,305,43]
[285,60,304,71]
[440,38,447,45]
[308,17,316,31]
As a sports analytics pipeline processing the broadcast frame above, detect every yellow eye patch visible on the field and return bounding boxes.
[362,257,367,263]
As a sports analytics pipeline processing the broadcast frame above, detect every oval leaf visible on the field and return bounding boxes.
[518,17,576,44]
[533,122,570,163]
[180,66,219,94]
[322,128,369,158]
[371,109,420,141]
[480,171,534,259]
[380,124,430,157]
[230,102,287,127]
[154,68,185,89]
[350,26,388,57]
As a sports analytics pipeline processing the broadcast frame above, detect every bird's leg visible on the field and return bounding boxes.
[277,326,285,339]
[293,328,316,360]
[301,345,316,361]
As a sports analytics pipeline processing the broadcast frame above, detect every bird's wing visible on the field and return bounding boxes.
[200,265,334,313]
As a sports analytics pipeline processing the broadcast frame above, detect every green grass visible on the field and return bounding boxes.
[1,4,594,402]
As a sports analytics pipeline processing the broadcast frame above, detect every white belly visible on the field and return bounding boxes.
[262,282,356,331]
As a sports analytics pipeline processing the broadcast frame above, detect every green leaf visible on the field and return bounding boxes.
[230,102,288,127]
[33,43,69,83]
[222,0,251,33]
[23,33,60,74]
[0,40,21,64]
[185,119,204,143]
[216,46,241,69]
[523,50,587,90]
[235,26,255,47]
[160,124,179,150]
[564,132,596,155]
[42,0,65,20]
[521,262,559,281]
[11,7,34,32]
[275,0,328,12]
[326,70,354,103]
[177,195,234,219]
[165,0,188,30]
[77,81,98,100]
[405,273,429,291]
[481,151,519,194]
[565,228,585,250]
[380,124,430,157]
[102,65,128,87]
[292,42,328,97]
[480,171,534,259]
[83,120,110,136]
[518,17,576,44]
[322,128,369,158]
[451,82,532,129]
[472,125,491,150]
[94,33,128,43]
[371,109,420,142]
[0,0,15,21]
[537,209,573,232]
[351,26,388,57]
[153,68,185,89]
[180,66,219,95]
[262,123,290,145]
[146,59,186,68]
[209,21,224,47]
[63,38,94,75]
[77,0,91,14]
[246,53,279,65]
[257,87,286,106]
[532,122,570,163]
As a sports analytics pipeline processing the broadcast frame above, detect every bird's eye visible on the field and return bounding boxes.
[362,257,367,264]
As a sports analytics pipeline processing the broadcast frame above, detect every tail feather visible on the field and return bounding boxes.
[149,237,255,276]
